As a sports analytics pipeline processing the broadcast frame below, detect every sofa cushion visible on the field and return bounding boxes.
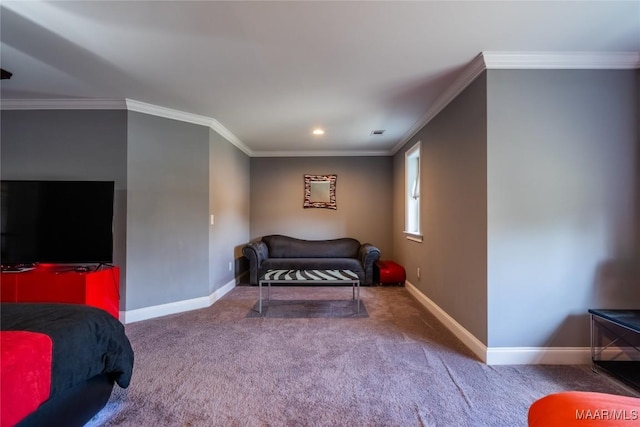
[262,235,360,259]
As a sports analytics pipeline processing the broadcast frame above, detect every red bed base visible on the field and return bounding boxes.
[0,331,52,427]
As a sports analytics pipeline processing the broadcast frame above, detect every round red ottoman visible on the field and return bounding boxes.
[528,391,640,426]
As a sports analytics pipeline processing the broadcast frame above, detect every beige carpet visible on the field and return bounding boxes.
[86,285,637,426]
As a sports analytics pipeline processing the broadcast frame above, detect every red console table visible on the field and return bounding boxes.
[0,265,120,319]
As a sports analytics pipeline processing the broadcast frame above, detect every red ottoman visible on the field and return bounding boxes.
[375,260,406,286]
[528,391,640,426]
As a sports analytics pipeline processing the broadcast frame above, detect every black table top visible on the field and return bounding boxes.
[589,309,640,332]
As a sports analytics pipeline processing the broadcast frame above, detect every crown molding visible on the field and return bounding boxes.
[125,99,212,127]
[4,51,638,158]
[0,98,127,110]
[0,97,253,156]
[209,118,252,156]
[390,51,640,155]
[390,53,487,155]
[251,149,391,158]
[482,51,640,70]
[124,99,253,156]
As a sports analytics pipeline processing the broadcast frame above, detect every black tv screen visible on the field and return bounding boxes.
[1,180,114,265]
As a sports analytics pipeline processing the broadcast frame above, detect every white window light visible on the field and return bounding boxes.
[405,141,422,242]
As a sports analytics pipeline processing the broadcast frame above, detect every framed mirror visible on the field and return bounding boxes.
[303,174,337,209]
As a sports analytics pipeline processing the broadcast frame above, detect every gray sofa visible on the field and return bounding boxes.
[242,235,381,286]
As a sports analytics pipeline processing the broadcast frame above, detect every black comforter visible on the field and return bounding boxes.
[1,303,134,396]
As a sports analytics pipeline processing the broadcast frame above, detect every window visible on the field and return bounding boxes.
[405,141,422,242]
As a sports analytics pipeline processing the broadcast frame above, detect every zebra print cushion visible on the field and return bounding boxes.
[262,269,359,282]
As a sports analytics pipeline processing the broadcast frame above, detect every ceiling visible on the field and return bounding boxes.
[1,1,639,156]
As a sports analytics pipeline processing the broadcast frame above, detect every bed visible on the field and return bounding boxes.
[0,303,134,427]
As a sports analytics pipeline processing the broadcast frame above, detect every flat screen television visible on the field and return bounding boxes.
[1,180,114,265]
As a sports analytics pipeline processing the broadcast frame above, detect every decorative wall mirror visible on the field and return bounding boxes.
[303,174,337,209]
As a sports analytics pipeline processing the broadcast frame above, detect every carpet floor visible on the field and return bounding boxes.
[86,285,638,426]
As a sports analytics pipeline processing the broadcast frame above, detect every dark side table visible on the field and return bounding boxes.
[589,309,640,391]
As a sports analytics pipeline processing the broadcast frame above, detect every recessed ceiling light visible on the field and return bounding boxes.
[312,129,325,135]
[371,130,386,136]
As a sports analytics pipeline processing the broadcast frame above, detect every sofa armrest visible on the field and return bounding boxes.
[242,241,269,285]
[359,243,381,285]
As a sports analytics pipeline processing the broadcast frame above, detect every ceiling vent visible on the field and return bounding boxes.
[370,130,385,136]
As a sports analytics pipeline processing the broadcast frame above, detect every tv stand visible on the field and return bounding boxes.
[1,265,36,273]
[589,309,640,391]
[0,265,120,319]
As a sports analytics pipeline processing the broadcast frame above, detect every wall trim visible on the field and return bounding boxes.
[391,53,487,155]
[482,51,640,70]
[0,97,253,157]
[125,99,213,127]
[486,347,591,365]
[251,149,391,157]
[120,278,236,324]
[4,51,637,158]
[0,98,127,110]
[405,280,592,365]
[405,280,487,362]
[125,99,253,156]
[390,51,640,155]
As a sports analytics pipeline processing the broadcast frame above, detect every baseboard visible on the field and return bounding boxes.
[405,280,488,362]
[121,279,236,324]
[404,280,591,365]
[486,347,591,365]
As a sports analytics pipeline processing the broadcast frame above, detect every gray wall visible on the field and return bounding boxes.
[393,68,639,349]
[1,109,251,312]
[393,75,489,344]
[250,156,393,258]
[126,112,210,310]
[126,114,250,309]
[209,128,251,291]
[486,69,640,347]
[0,109,128,306]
